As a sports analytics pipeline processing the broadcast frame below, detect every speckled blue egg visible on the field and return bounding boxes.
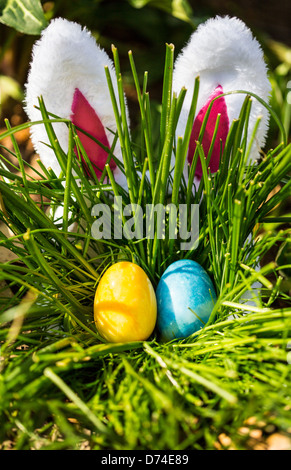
[156,259,217,341]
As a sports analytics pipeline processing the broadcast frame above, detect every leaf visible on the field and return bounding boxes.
[129,0,193,24]
[0,0,47,35]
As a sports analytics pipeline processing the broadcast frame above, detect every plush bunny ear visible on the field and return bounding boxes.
[25,17,127,189]
[173,15,271,187]
[187,84,229,180]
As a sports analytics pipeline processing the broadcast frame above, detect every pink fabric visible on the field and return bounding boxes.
[71,88,116,178]
[187,85,229,179]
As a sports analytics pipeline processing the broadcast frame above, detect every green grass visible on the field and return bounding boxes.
[0,44,291,450]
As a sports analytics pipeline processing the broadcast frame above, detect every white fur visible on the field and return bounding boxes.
[25,17,127,188]
[172,15,271,183]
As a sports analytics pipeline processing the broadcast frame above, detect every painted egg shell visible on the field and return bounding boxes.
[94,261,157,343]
[156,259,217,341]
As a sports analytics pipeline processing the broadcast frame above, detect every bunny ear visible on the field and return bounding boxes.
[70,88,116,178]
[173,15,271,186]
[187,85,229,179]
[24,17,128,188]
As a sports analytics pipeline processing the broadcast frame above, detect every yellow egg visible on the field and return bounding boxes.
[94,261,157,343]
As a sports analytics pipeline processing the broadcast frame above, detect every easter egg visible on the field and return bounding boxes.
[94,261,157,343]
[156,259,217,341]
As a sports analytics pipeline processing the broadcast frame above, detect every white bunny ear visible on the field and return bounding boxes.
[173,15,272,186]
[24,17,128,189]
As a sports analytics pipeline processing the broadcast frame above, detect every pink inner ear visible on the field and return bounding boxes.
[71,88,116,178]
[187,85,229,180]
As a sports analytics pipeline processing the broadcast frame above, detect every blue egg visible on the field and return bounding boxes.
[156,259,217,341]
